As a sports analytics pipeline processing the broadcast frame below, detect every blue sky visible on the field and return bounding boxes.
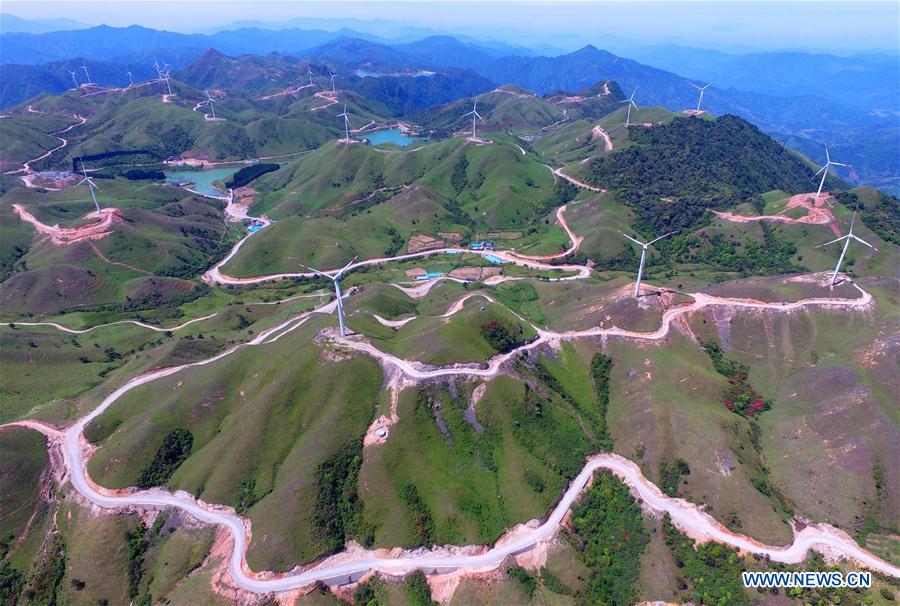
[5,1,899,52]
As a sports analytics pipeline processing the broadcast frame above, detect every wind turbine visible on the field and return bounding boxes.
[812,145,847,203]
[78,162,102,214]
[67,69,79,89]
[160,62,175,95]
[690,83,710,112]
[818,211,876,286]
[204,89,218,120]
[337,101,351,141]
[81,62,92,85]
[306,65,314,87]
[329,71,338,93]
[619,230,677,298]
[462,100,483,139]
[153,60,162,79]
[302,256,358,337]
[126,71,134,87]
[620,88,638,127]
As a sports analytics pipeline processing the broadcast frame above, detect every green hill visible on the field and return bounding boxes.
[585,114,823,235]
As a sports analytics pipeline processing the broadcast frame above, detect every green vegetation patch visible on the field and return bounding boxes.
[587,115,816,235]
[566,471,649,605]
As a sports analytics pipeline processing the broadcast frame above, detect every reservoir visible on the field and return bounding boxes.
[164,166,241,198]
[363,128,419,147]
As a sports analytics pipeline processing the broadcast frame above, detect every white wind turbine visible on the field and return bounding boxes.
[81,62,92,84]
[462,100,483,139]
[691,83,710,112]
[153,60,162,79]
[78,162,102,214]
[337,101,352,141]
[126,71,134,87]
[620,88,638,127]
[619,230,677,298]
[813,145,847,203]
[818,211,876,286]
[306,65,315,87]
[302,256,358,337]
[204,89,219,120]
[161,65,173,95]
[329,71,338,93]
[67,69,79,89]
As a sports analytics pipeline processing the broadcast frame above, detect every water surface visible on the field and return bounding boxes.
[363,128,420,147]
[164,166,241,198]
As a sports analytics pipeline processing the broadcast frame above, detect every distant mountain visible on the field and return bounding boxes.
[175,49,309,91]
[0,13,87,34]
[0,25,240,65]
[304,37,427,70]
[173,48,495,116]
[626,44,900,113]
[0,59,159,107]
[300,38,897,193]
[349,70,496,115]
[1,25,896,192]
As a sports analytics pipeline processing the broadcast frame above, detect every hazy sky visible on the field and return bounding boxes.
[4,1,899,52]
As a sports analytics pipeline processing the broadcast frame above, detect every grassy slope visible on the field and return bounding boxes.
[85,316,384,571]
[0,179,232,315]
[0,427,49,547]
[686,277,900,537]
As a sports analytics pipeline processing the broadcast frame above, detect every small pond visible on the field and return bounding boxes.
[363,128,420,147]
[164,166,241,198]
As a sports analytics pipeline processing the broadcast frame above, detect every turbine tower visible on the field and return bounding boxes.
[462,100,483,139]
[307,65,314,87]
[813,145,847,203]
[620,88,638,127]
[204,89,218,120]
[68,69,79,89]
[78,162,102,214]
[81,62,92,84]
[337,101,351,141]
[818,212,876,286]
[691,83,710,112]
[619,230,676,298]
[126,71,134,87]
[302,256,359,337]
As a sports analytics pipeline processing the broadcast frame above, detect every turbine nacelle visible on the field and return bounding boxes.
[618,230,677,297]
[817,211,878,286]
[302,256,359,336]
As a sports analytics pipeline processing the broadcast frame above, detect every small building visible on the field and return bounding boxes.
[470,241,496,251]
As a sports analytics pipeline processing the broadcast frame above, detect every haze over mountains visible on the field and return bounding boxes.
[0,17,897,195]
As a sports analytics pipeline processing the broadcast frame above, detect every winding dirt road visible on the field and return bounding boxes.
[4,129,895,594]
[4,114,86,175]
[2,280,894,597]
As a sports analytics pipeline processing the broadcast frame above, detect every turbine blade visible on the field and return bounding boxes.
[816,235,848,248]
[851,234,874,248]
[648,231,677,245]
[618,230,645,246]
[336,255,360,276]
[812,165,827,178]
[474,111,483,120]
[301,264,333,280]
[831,161,848,167]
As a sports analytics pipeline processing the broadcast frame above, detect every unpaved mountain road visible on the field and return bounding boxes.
[4,113,86,175]
[2,280,893,597]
